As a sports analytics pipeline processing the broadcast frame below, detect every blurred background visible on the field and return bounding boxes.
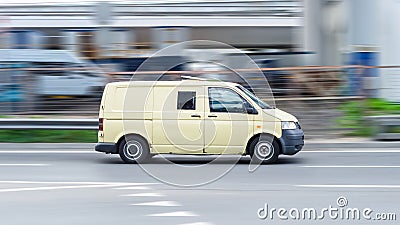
[0,0,399,141]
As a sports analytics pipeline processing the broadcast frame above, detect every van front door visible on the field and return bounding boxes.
[204,87,255,154]
[152,85,205,154]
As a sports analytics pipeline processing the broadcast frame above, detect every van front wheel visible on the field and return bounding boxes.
[249,135,279,164]
[119,136,150,164]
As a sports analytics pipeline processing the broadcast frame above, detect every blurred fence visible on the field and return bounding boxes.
[0,64,387,138]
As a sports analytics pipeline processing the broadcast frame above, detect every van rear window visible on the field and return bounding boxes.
[177,91,196,110]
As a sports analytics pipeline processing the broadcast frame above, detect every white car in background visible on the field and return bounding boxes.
[0,49,108,98]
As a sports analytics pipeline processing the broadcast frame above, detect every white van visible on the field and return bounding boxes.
[95,79,304,164]
[0,49,107,97]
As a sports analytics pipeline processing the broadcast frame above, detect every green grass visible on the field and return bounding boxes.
[0,130,97,143]
[337,98,400,136]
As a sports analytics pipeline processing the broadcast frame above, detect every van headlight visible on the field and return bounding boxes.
[282,121,297,130]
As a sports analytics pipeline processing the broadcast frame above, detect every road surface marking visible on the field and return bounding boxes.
[0,164,49,166]
[131,201,181,207]
[301,166,400,168]
[296,185,400,188]
[147,211,198,217]
[179,223,214,225]
[121,193,165,197]
[0,184,131,193]
[114,186,151,190]
[302,150,400,153]
[0,151,94,154]
[0,181,158,186]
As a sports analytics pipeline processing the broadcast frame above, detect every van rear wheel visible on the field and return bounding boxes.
[119,136,150,164]
[249,135,279,164]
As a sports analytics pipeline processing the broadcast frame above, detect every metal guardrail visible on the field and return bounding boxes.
[0,118,98,130]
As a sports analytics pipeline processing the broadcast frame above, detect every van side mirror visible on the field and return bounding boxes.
[243,101,258,115]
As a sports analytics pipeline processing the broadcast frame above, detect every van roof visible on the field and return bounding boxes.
[108,80,238,88]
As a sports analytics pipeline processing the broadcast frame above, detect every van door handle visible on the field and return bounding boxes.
[208,115,218,118]
[191,114,201,118]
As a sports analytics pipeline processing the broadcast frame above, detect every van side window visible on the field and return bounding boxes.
[208,87,245,113]
[177,91,196,110]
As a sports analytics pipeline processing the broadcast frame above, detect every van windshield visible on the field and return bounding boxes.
[236,85,274,109]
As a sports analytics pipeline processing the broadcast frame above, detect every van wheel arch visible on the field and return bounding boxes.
[246,133,282,156]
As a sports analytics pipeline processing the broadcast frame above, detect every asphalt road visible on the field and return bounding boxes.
[0,144,399,225]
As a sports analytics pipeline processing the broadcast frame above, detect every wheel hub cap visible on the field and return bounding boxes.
[125,141,142,159]
[255,142,273,159]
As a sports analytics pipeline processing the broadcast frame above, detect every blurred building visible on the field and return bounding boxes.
[0,0,306,66]
[0,0,400,101]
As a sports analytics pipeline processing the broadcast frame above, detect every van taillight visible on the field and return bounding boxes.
[99,118,104,131]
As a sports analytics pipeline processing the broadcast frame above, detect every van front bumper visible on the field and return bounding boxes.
[95,142,118,154]
[279,128,304,155]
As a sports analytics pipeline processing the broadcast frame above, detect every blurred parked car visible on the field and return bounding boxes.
[0,49,108,99]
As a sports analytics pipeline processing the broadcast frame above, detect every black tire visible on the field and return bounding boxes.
[249,135,280,164]
[118,135,150,164]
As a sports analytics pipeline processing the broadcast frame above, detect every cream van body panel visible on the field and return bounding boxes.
[264,108,298,123]
[204,114,255,154]
[152,84,206,154]
[105,119,153,145]
[102,83,154,145]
